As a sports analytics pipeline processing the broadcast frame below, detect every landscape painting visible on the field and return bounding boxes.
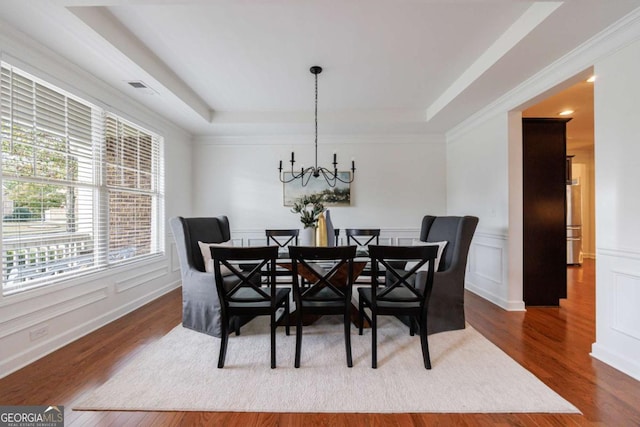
[283,172,351,206]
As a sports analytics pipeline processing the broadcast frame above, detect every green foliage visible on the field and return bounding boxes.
[318,187,350,204]
[2,124,73,219]
[290,195,324,228]
[3,181,67,218]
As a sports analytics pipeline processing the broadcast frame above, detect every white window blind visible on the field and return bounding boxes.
[1,63,164,294]
[104,115,164,264]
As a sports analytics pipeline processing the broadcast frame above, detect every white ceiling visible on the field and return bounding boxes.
[1,0,638,136]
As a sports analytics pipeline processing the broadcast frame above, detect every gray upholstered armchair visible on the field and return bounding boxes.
[418,215,478,335]
[169,216,231,337]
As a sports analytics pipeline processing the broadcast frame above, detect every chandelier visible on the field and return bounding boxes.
[278,66,356,187]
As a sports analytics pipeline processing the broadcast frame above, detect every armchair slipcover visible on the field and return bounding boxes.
[410,215,479,335]
[170,216,231,337]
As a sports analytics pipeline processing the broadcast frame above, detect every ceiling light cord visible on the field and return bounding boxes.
[314,70,318,176]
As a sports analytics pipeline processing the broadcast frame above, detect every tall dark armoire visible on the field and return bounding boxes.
[522,118,570,306]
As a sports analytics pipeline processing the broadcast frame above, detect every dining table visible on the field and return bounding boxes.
[275,256,371,328]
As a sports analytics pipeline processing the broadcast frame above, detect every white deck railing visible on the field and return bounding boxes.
[2,232,94,290]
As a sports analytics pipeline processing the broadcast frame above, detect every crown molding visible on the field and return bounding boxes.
[193,133,446,146]
[446,6,640,142]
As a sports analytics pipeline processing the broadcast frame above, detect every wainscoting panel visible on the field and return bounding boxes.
[465,230,519,310]
[246,238,267,247]
[611,270,640,340]
[592,248,640,381]
[115,266,170,293]
[232,226,520,311]
[0,254,181,379]
[231,228,421,249]
[230,238,245,247]
[0,286,109,340]
[474,242,503,284]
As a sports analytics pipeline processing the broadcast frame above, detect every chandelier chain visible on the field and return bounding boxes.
[315,71,318,163]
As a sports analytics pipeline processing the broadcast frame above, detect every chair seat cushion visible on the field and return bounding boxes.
[358,287,421,309]
[301,300,346,309]
[228,287,290,308]
[299,286,347,309]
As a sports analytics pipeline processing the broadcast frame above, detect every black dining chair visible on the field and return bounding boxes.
[266,229,299,248]
[345,228,380,247]
[288,245,357,368]
[333,228,341,246]
[345,228,382,282]
[211,245,290,369]
[358,245,438,369]
[265,229,299,285]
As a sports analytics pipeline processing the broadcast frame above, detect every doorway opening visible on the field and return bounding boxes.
[521,71,595,306]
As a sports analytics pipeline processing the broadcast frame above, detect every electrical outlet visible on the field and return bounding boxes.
[30,325,49,341]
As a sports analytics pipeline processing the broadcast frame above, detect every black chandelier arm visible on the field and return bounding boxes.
[278,165,318,184]
[278,163,356,186]
[335,170,355,184]
[300,170,314,187]
[276,65,357,188]
[317,167,355,187]
[318,168,338,188]
[278,172,302,184]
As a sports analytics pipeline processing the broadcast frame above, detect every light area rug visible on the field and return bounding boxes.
[75,316,579,414]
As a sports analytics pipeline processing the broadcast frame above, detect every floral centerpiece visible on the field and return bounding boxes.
[291,195,324,229]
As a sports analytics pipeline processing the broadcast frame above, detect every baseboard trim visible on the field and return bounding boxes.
[466,281,525,311]
[0,280,180,379]
[591,342,640,382]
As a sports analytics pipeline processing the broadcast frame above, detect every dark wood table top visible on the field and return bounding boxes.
[276,260,370,327]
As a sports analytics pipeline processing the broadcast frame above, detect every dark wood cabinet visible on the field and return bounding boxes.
[522,118,569,306]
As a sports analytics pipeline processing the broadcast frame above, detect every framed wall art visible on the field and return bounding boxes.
[283,172,351,207]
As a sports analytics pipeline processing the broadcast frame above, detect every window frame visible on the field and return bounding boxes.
[1,62,165,295]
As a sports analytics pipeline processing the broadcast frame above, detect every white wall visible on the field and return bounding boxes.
[591,38,640,380]
[0,24,192,377]
[447,115,509,229]
[445,14,640,381]
[192,134,447,244]
[446,113,520,310]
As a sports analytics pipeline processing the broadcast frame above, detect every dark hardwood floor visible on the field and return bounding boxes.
[1,258,639,426]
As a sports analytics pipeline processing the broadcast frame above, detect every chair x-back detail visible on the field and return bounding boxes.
[211,246,290,369]
[265,229,299,285]
[345,228,380,247]
[289,245,357,368]
[266,229,299,248]
[346,228,382,282]
[358,245,438,369]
